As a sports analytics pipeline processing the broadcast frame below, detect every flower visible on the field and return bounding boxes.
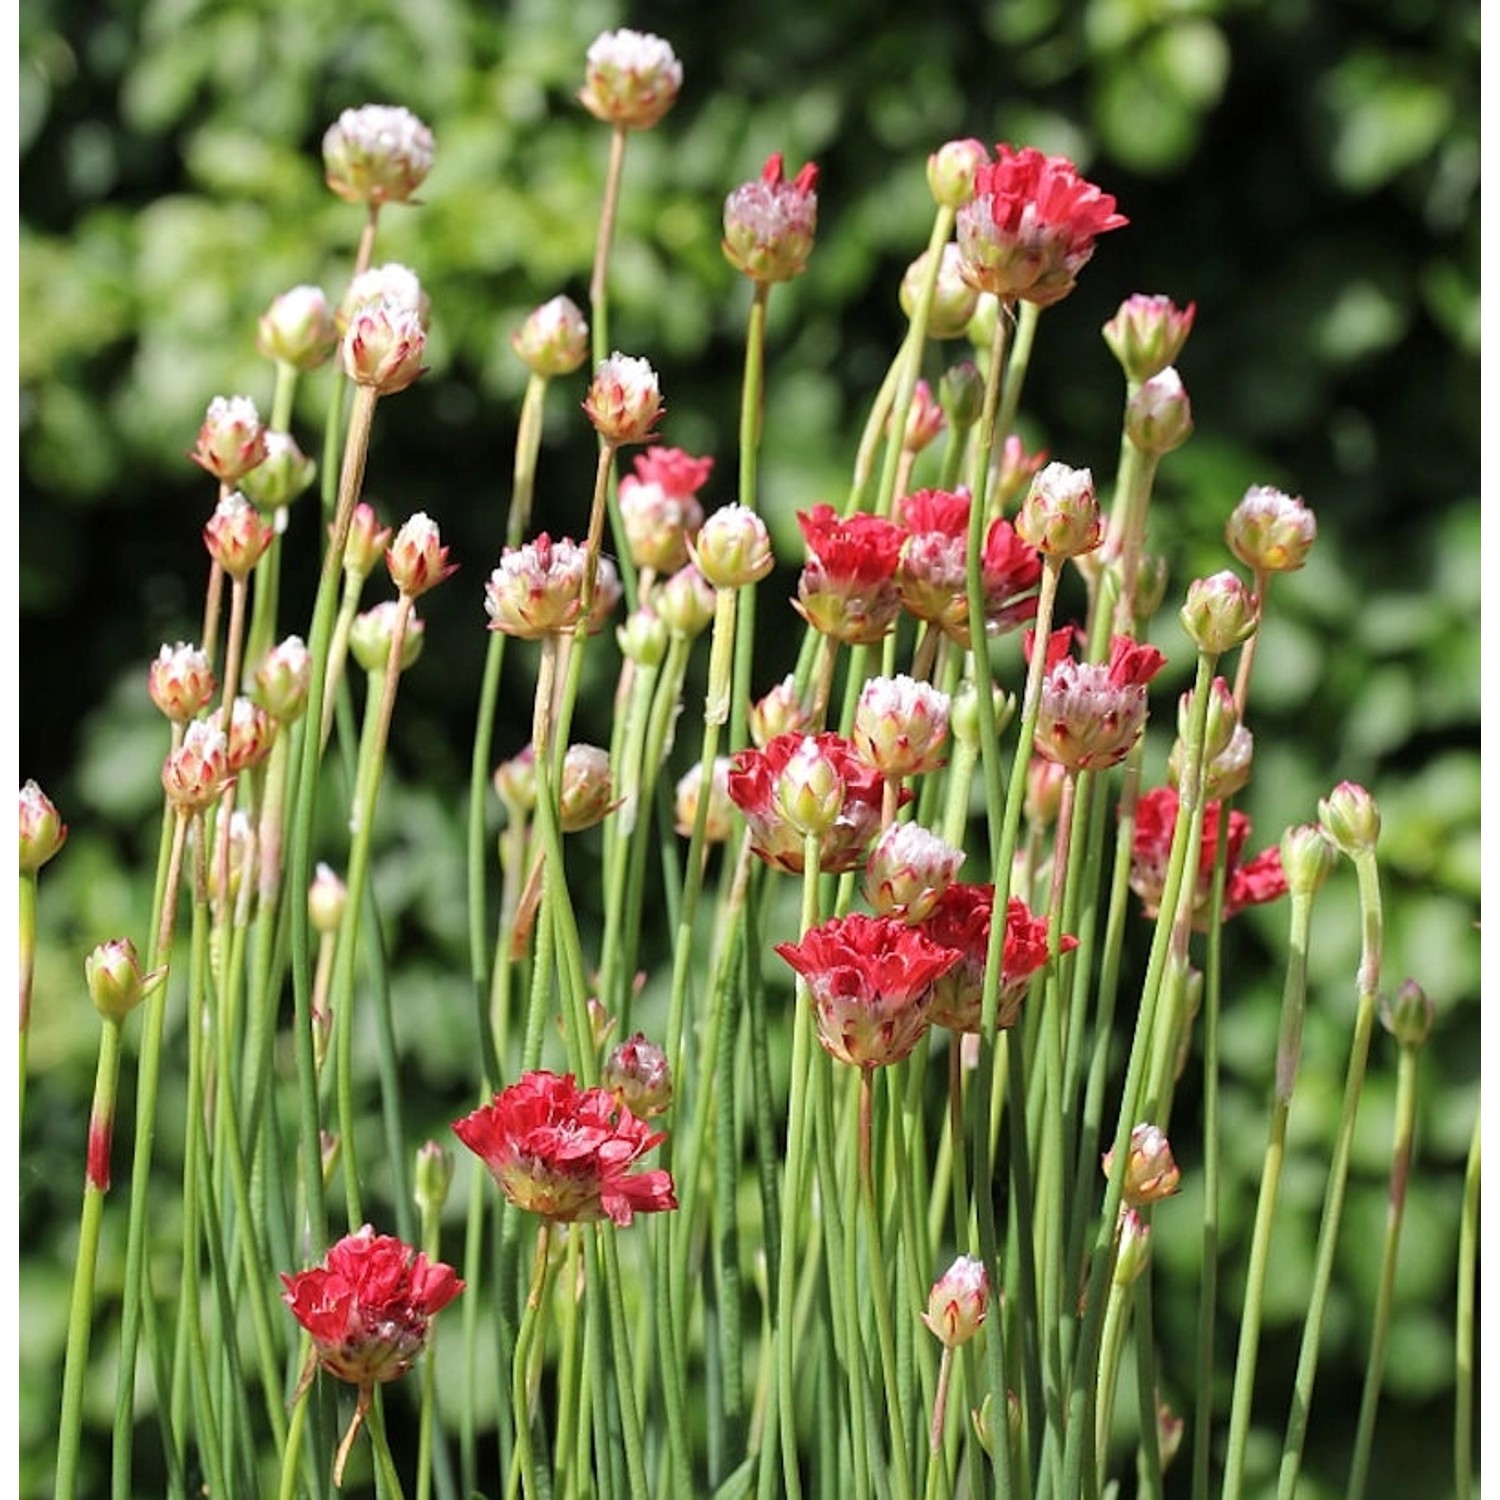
[1032,632,1167,773]
[19,780,68,873]
[189,395,267,486]
[722,153,820,284]
[512,294,590,377]
[1103,1123,1180,1207]
[225,696,277,773]
[161,720,230,812]
[85,937,164,1025]
[955,144,1127,306]
[322,104,435,206]
[690,504,775,589]
[386,512,458,598]
[203,492,275,580]
[1225,485,1318,574]
[727,731,888,874]
[1128,786,1288,924]
[341,296,427,394]
[148,643,216,724]
[254,636,312,724]
[776,912,960,1069]
[863,821,965,924]
[579,29,683,130]
[485,534,588,639]
[919,885,1071,1033]
[583,353,663,445]
[793,503,905,645]
[619,446,712,573]
[852,674,951,779]
[1015,462,1103,559]
[601,1033,674,1119]
[453,1070,678,1226]
[1102,294,1196,384]
[922,1255,990,1347]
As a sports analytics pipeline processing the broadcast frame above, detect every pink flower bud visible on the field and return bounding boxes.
[308,862,348,935]
[620,466,704,574]
[863,821,965,923]
[559,745,615,832]
[852,674,951,779]
[1226,485,1318,574]
[921,1255,990,1348]
[897,379,947,455]
[190,395,267,486]
[226,696,277,773]
[511,295,590,377]
[1380,977,1434,1050]
[1125,367,1194,456]
[204,492,275,580]
[239,430,316,516]
[926,138,989,209]
[1015,462,1102,559]
[1103,1123,1180,1208]
[602,1032,674,1118]
[749,675,810,747]
[254,636,312,724]
[1025,757,1067,828]
[484,535,587,639]
[85,937,164,1024]
[322,104,435,206]
[583,353,663,445]
[673,757,735,842]
[1102,294,1196,383]
[343,502,394,582]
[349,601,425,674]
[162,720,230,812]
[1180,570,1259,655]
[341,263,430,328]
[773,735,847,838]
[493,747,537,817]
[341,297,427,394]
[578,29,683,130]
[257,285,339,370]
[1317,781,1380,857]
[690,504,775,589]
[900,245,980,341]
[722,153,820,284]
[19,780,67,873]
[148,643,216,724]
[387,512,458,599]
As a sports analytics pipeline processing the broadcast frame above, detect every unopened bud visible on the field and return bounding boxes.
[349,601,425,674]
[921,1255,989,1348]
[900,246,979,341]
[939,361,984,433]
[190,395,267,485]
[652,564,716,639]
[691,504,775,589]
[85,938,163,1023]
[583,353,663,446]
[1226,486,1317,574]
[617,606,670,666]
[749,675,809,746]
[239,430,316,517]
[20,780,68,873]
[343,502,394,582]
[322,103,434,207]
[1103,1123,1180,1208]
[1318,781,1380,858]
[1280,823,1337,897]
[204,493,275,580]
[162,721,230,813]
[926,138,989,209]
[148,643,216,724]
[1380,977,1434,1050]
[254,636,312,724]
[387,512,458,599]
[773,736,846,837]
[1102,294,1196,383]
[257,285,339,371]
[578,29,682,130]
[559,745,614,832]
[1015,462,1102,558]
[512,295,590,378]
[602,1032,674,1117]
[308,863,347,935]
[341,297,427,394]
[1125,367,1193,456]
[1179,570,1258,655]
[414,1140,455,1217]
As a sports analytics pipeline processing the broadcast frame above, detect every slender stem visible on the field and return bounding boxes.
[590,124,630,363]
[18,871,36,1127]
[1454,1105,1479,1500]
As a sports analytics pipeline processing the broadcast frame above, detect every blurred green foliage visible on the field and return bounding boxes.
[19,0,1478,1495]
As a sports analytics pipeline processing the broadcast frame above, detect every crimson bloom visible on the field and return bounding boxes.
[794,503,906,644]
[1031,631,1168,773]
[619,445,713,573]
[722,152,820,283]
[955,144,1127,307]
[453,1070,677,1226]
[919,884,1076,1033]
[775,912,960,1069]
[727,730,890,873]
[1129,786,1287,925]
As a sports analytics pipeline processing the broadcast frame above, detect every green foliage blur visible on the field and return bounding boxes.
[19,0,1478,1496]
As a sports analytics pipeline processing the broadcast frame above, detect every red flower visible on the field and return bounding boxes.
[1129,787,1289,924]
[793,504,906,644]
[775,912,960,1069]
[956,144,1127,307]
[722,152,820,283]
[1032,631,1168,773]
[727,730,891,873]
[453,1070,677,1226]
[919,884,1076,1033]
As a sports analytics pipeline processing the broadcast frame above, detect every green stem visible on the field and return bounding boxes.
[19,871,36,1128]
[1455,1105,1479,1500]
[590,124,630,365]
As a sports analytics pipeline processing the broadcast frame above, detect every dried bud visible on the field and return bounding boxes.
[1380,978,1434,1050]
[1124,367,1193,456]
[1318,781,1381,858]
[19,780,67,873]
[148,643,216,724]
[579,29,682,130]
[511,295,590,378]
[921,1255,989,1348]
[1179,570,1259,655]
[341,297,427,394]
[773,735,846,837]
[257,285,339,370]
[85,938,164,1024]
[308,863,347,935]
[900,245,980,341]
[559,745,614,832]
[190,395,267,485]
[691,504,775,589]
[1226,485,1318,574]
[852,674,951,779]
[349,601,424,674]
[1280,823,1338,897]
[162,720,230,813]
[1103,1123,1180,1208]
[749,675,810,747]
[602,1032,674,1118]
[1102,294,1196,383]
[583,353,663,445]
[413,1140,455,1217]
[722,153,820,284]
[238,430,316,516]
[484,535,587,639]
[322,103,434,206]
[926,138,989,209]
[1015,463,1102,559]
[344,502,394,582]
[387,512,458,599]
[253,636,312,724]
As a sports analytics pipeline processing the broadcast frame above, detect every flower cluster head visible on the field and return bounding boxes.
[956,144,1127,307]
[1180,569,1259,655]
[387,512,458,599]
[1226,485,1318,574]
[722,152,820,284]
[512,294,590,378]
[342,296,427,394]
[322,104,435,206]
[601,1033,673,1119]
[19,780,67,874]
[775,912,961,1070]
[922,1255,990,1348]
[1128,786,1287,925]
[485,534,588,639]
[793,503,905,645]
[919,885,1072,1033]
[1031,629,1167,773]
[1016,462,1103,559]
[190,395,267,486]
[584,353,663,446]
[453,1070,677,1226]
[148,643,216,724]
[619,446,713,573]
[1125,368,1194,457]
[341,262,430,328]
[1102,294,1196,384]
[852,674,951,779]
[1103,1123,1181,1207]
[559,744,615,832]
[895,488,1041,646]
[863,821,965,924]
[226,696,277,774]
[162,720,230,813]
[579,28,682,130]
[728,731,889,873]
[257,285,339,371]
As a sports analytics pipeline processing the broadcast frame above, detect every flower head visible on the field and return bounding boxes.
[1318,780,1380,857]
[1103,1123,1181,1207]
[85,937,164,1024]
[601,1033,674,1119]
[619,446,711,573]
[673,756,736,842]
[691,503,775,589]
[148,643,216,724]
[190,395,267,486]
[863,821,965,924]
[584,353,663,445]
[852,674,951,779]
[1125,367,1194,456]
[1180,570,1259,655]
[900,246,980,341]
[926,138,989,209]
[162,721,230,813]
[793,503,905,645]
[922,1255,990,1348]
[748,675,811,747]
[775,912,960,1070]
[257,285,339,371]
[1032,632,1167,773]
[453,1070,677,1225]
[387,512,458,599]
[956,144,1127,306]
[341,262,430,328]
[1102,294,1196,384]
[512,294,590,377]
[225,696,277,774]
[579,29,683,130]
[485,534,588,639]
[342,297,427,394]
[322,104,435,206]
[350,601,425,674]
[559,744,615,832]
[203,492,275,580]
[1225,485,1318,574]
[254,635,312,724]
[1015,462,1103,559]
[20,780,68,873]
[722,153,820,284]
